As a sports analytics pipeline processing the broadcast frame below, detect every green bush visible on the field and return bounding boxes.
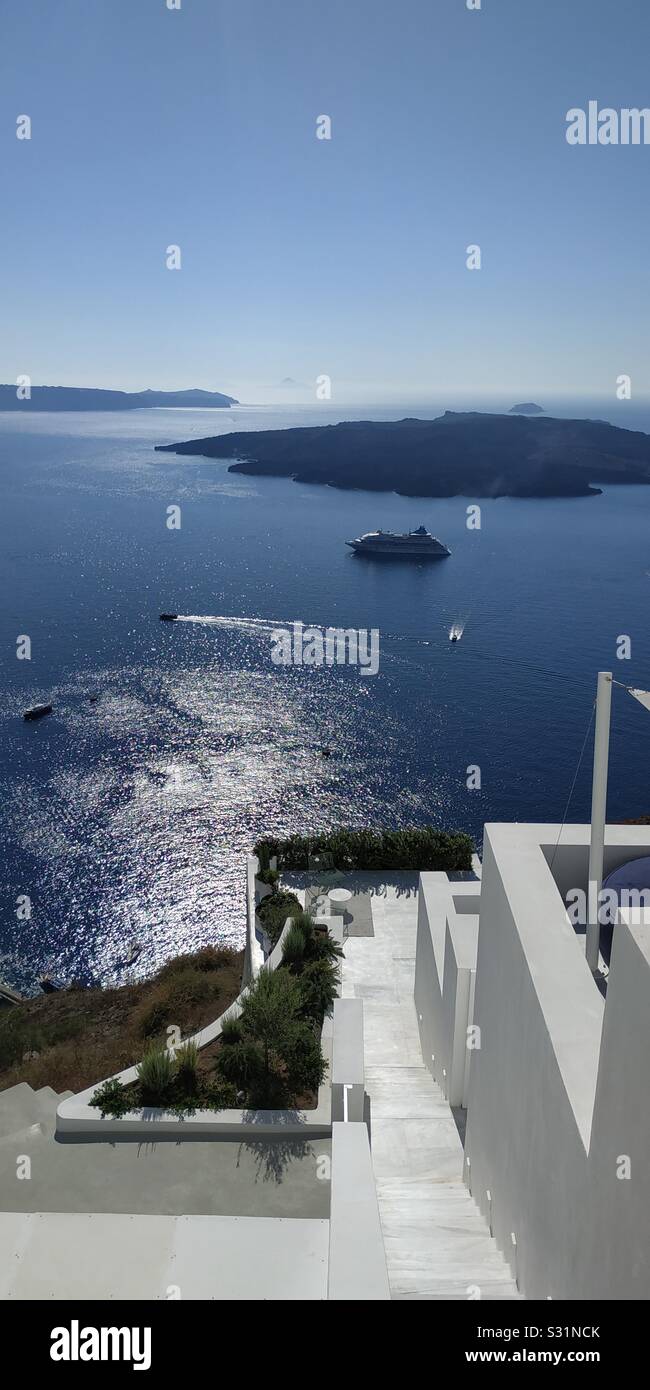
[216,1037,263,1092]
[257,841,271,873]
[282,1025,328,1098]
[203,1078,238,1111]
[215,966,326,1108]
[296,957,340,1023]
[256,889,303,947]
[281,923,307,967]
[256,867,279,888]
[174,1039,199,1086]
[89,1077,131,1118]
[137,1044,173,1102]
[254,826,473,873]
[220,1014,242,1045]
[309,927,344,965]
[291,911,316,944]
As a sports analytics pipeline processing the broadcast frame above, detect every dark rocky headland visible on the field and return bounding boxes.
[0,385,238,411]
[155,412,650,499]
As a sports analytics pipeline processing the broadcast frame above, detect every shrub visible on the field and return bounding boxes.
[309,928,343,965]
[137,1044,173,1102]
[174,1039,199,1087]
[216,1037,264,1094]
[281,913,342,977]
[238,967,303,1043]
[282,1025,328,1097]
[292,910,316,944]
[215,966,321,1108]
[220,1014,243,1045]
[203,1078,238,1111]
[255,826,474,873]
[89,1077,131,1118]
[256,889,303,947]
[256,867,279,888]
[297,957,340,1023]
[281,923,306,967]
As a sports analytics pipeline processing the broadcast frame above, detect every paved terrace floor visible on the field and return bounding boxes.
[0,1086,329,1218]
[0,1085,330,1299]
[334,871,520,1300]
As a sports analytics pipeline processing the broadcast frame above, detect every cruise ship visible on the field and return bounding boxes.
[346,525,450,558]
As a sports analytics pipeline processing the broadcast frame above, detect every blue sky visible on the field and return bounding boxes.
[1,0,650,401]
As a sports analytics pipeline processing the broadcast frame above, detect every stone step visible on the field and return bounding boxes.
[0,1083,39,1136]
[0,1082,67,1141]
[34,1086,59,1104]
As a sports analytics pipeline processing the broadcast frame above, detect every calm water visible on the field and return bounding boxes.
[3,399,650,993]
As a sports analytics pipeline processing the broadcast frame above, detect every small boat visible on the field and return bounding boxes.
[23,703,53,721]
[89,694,99,703]
[159,613,178,622]
[450,633,459,643]
[320,746,332,758]
[125,941,141,965]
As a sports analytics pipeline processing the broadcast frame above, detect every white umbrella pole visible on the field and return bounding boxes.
[586,671,612,971]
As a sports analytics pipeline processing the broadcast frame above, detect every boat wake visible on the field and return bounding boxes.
[172,614,294,633]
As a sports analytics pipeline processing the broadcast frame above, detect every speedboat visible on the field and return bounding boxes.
[159,613,178,622]
[346,526,450,558]
[23,703,53,721]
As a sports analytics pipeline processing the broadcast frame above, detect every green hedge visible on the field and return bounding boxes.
[256,889,304,947]
[254,826,473,873]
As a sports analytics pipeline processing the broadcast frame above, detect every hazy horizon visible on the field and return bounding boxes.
[2,0,650,402]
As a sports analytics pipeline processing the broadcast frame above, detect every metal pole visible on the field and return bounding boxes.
[586,671,612,971]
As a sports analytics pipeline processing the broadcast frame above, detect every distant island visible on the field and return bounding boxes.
[510,402,545,415]
[155,411,650,499]
[0,385,238,411]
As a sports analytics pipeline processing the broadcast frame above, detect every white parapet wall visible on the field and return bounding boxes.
[415,874,479,1106]
[327,1122,390,1300]
[56,916,332,1139]
[243,853,266,985]
[331,998,364,1122]
[462,822,650,1300]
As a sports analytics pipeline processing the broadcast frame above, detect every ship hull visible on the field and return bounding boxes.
[346,541,450,558]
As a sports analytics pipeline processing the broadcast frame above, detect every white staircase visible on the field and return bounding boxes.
[0,1082,71,1139]
[367,1065,520,1299]
[341,879,521,1300]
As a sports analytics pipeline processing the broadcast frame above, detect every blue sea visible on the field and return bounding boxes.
[3,398,650,994]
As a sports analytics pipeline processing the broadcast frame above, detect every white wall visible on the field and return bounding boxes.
[461,823,650,1300]
[415,875,479,1104]
[327,1123,390,1300]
